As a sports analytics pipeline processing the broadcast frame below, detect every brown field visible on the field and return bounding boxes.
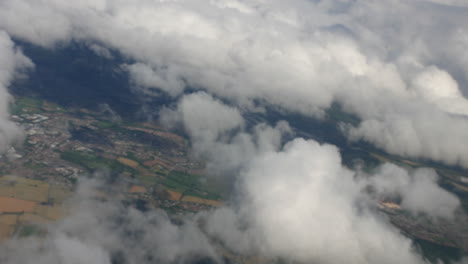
[128,185,147,193]
[166,190,182,201]
[181,196,221,207]
[0,215,18,225]
[0,197,37,213]
[117,157,139,168]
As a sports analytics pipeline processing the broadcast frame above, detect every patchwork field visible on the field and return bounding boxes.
[0,176,70,239]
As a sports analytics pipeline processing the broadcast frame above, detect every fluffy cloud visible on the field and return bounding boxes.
[0,31,32,153]
[1,92,462,264]
[0,0,466,167]
[370,164,461,219]
[2,0,468,167]
[167,93,459,263]
[236,138,425,264]
[0,1,466,263]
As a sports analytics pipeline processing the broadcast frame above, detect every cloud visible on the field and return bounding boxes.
[1,92,461,264]
[0,30,32,153]
[161,92,244,144]
[165,93,458,263]
[160,92,292,175]
[233,138,425,264]
[0,0,465,167]
[411,66,468,116]
[0,1,466,263]
[369,164,461,219]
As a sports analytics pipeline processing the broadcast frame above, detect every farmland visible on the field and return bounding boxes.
[0,176,70,240]
[0,95,226,239]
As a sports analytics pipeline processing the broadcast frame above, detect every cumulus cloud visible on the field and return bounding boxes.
[0,30,32,153]
[0,0,465,167]
[161,92,244,144]
[0,1,467,263]
[160,92,291,175]
[369,164,461,219]
[2,0,468,167]
[411,66,468,116]
[164,93,459,263]
[234,138,425,264]
[1,92,462,264]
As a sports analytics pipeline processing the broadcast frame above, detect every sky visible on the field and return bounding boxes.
[0,0,467,263]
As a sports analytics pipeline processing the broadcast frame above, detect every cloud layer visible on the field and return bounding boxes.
[0,91,463,264]
[0,1,467,264]
[1,0,468,167]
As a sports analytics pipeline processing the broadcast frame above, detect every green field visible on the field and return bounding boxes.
[162,170,221,200]
[60,150,135,174]
[10,96,44,115]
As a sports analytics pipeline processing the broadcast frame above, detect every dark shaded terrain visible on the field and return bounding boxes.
[11,40,172,119]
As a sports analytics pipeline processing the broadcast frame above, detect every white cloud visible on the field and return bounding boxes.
[411,66,468,116]
[0,1,466,263]
[202,138,426,264]
[0,0,456,167]
[370,164,461,219]
[0,31,32,153]
[165,93,457,263]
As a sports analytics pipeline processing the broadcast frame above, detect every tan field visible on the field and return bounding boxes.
[126,126,185,145]
[181,196,221,206]
[117,157,139,168]
[380,202,401,209]
[0,176,49,203]
[128,185,147,193]
[34,205,64,221]
[144,159,171,169]
[0,186,15,197]
[166,190,183,201]
[0,197,37,213]
[48,185,72,204]
[19,213,48,224]
[0,215,18,225]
